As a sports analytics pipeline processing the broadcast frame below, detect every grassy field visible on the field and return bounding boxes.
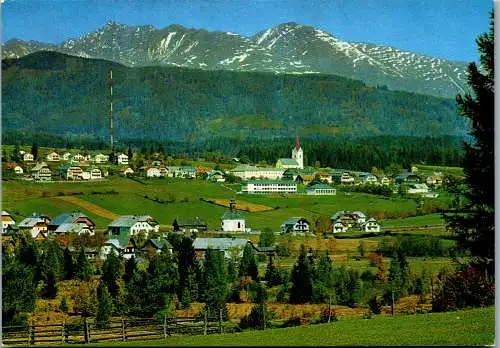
[93,306,494,346]
[2,176,450,231]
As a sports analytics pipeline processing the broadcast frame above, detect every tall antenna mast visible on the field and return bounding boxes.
[109,69,114,151]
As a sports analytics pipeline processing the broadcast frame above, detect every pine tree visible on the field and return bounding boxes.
[96,283,113,329]
[102,251,123,298]
[238,243,258,280]
[127,146,133,161]
[122,257,137,283]
[289,245,313,304]
[75,248,93,281]
[264,255,282,287]
[63,247,74,280]
[11,144,20,162]
[201,248,228,314]
[31,143,39,161]
[40,240,64,299]
[176,237,199,306]
[445,12,494,275]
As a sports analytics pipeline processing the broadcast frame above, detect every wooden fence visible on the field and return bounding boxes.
[2,314,234,345]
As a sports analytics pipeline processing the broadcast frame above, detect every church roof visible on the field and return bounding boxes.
[295,134,301,150]
[277,158,299,166]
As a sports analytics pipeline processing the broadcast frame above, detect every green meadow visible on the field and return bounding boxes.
[93,306,494,346]
[2,176,450,231]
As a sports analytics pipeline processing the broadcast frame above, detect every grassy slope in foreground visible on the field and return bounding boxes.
[98,306,494,346]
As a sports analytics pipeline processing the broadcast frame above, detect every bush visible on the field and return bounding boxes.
[60,296,69,313]
[367,295,382,314]
[432,267,495,312]
[238,305,275,330]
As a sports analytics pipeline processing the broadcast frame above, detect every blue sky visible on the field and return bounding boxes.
[2,0,492,62]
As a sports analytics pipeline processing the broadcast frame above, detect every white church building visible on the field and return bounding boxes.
[276,135,304,169]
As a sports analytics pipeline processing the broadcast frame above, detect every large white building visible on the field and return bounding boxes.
[221,211,246,232]
[241,180,297,194]
[229,165,284,181]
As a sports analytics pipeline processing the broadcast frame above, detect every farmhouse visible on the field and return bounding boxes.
[331,211,366,228]
[2,211,16,231]
[360,218,381,233]
[17,213,50,238]
[307,183,336,195]
[380,176,391,186]
[241,180,297,194]
[54,223,94,235]
[408,183,429,194]
[281,217,310,234]
[332,220,348,233]
[173,217,208,233]
[94,153,109,163]
[229,164,284,181]
[88,167,102,180]
[426,173,444,187]
[62,152,72,161]
[207,170,225,182]
[48,212,95,232]
[141,238,173,258]
[117,153,129,165]
[358,172,378,184]
[31,162,52,181]
[146,167,162,178]
[120,167,134,176]
[102,238,138,260]
[395,172,420,185]
[108,215,159,239]
[193,237,257,259]
[167,166,196,178]
[72,153,85,162]
[46,152,60,162]
[14,166,23,174]
[340,172,356,184]
[23,153,34,162]
[65,166,84,180]
[221,211,246,232]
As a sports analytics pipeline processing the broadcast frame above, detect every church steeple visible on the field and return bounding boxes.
[295,134,301,151]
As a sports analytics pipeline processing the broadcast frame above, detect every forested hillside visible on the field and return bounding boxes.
[2,51,468,144]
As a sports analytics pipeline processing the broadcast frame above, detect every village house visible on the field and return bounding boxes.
[173,217,208,233]
[88,167,102,180]
[196,166,212,178]
[360,218,381,233]
[193,237,258,260]
[62,152,72,161]
[340,172,356,185]
[151,160,163,167]
[332,220,348,233]
[358,172,378,185]
[408,183,430,194]
[14,165,24,175]
[94,153,109,164]
[101,238,138,260]
[31,162,52,181]
[167,166,196,178]
[72,153,85,162]
[331,211,366,229]
[281,217,310,234]
[158,167,168,177]
[241,180,297,194]
[207,170,225,182]
[23,153,34,162]
[17,213,51,238]
[120,167,134,176]
[229,164,284,181]
[117,153,129,165]
[65,166,84,180]
[146,167,162,178]
[46,152,60,162]
[48,212,95,233]
[426,173,444,187]
[108,215,160,240]
[221,211,246,232]
[395,172,420,185]
[307,183,337,195]
[54,223,94,236]
[2,211,16,231]
[141,238,173,258]
[380,176,391,186]
[318,171,333,184]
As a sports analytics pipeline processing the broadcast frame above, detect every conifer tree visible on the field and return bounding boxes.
[264,255,282,287]
[102,250,123,298]
[40,240,64,299]
[31,143,39,161]
[201,248,228,314]
[259,227,275,248]
[238,243,258,280]
[63,247,74,280]
[2,259,36,325]
[289,245,313,304]
[445,11,494,275]
[122,257,137,283]
[176,237,199,306]
[96,283,113,329]
[75,248,93,281]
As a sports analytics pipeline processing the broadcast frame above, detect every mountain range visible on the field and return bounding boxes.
[3,21,468,98]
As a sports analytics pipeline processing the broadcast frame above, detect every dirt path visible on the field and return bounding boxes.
[54,196,119,220]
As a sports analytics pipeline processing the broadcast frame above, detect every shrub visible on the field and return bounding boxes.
[432,267,495,312]
[238,305,275,330]
[60,296,69,313]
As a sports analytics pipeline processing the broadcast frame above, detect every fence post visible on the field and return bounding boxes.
[84,317,89,344]
[203,309,208,336]
[121,317,126,342]
[219,308,223,334]
[30,320,35,345]
[62,320,65,344]
[163,314,167,339]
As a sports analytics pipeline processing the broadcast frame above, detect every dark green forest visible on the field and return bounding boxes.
[3,51,468,143]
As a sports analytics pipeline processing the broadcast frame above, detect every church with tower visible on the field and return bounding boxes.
[276,135,304,169]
